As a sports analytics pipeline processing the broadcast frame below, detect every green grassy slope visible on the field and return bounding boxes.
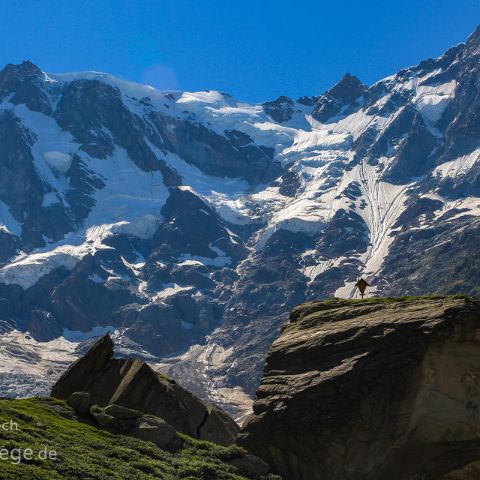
[0,398,277,480]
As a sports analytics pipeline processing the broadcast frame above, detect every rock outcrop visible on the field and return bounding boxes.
[88,402,183,452]
[312,73,367,123]
[239,296,480,480]
[51,334,239,446]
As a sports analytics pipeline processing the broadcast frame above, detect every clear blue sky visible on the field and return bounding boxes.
[1,0,479,102]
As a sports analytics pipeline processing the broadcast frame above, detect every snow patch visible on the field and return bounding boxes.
[0,200,22,236]
[63,325,114,342]
[434,149,480,179]
[178,254,231,267]
[414,80,456,124]
[48,70,173,104]
[152,283,194,301]
[42,192,60,207]
[208,241,226,257]
[88,273,104,284]
[302,257,347,282]
[177,259,204,267]
[43,151,72,173]
[255,198,326,250]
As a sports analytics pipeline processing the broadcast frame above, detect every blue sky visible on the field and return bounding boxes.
[1,0,479,102]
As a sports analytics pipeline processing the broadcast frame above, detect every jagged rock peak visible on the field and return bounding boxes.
[312,72,367,123]
[327,72,367,100]
[51,334,239,446]
[0,61,48,112]
[0,60,43,84]
[464,24,480,55]
[263,95,295,123]
[51,334,114,399]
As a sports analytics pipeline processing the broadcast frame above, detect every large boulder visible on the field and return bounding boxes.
[66,391,91,416]
[89,406,182,452]
[239,296,480,480]
[104,404,142,420]
[130,415,183,452]
[90,411,129,431]
[51,334,239,445]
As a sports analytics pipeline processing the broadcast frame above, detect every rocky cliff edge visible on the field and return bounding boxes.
[239,296,480,480]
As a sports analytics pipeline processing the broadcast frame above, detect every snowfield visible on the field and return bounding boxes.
[0,61,470,296]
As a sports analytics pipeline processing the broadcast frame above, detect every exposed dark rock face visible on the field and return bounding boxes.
[0,230,19,264]
[0,61,43,92]
[239,297,480,480]
[263,96,295,123]
[148,113,281,185]
[54,80,156,170]
[271,168,302,197]
[51,335,239,446]
[0,61,52,115]
[296,95,320,106]
[316,208,369,257]
[151,187,244,261]
[375,215,480,299]
[312,73,367,123]
[0,110,69,251]
[200,229,312,396]
[51,334,114,396]
[65,154,105,222]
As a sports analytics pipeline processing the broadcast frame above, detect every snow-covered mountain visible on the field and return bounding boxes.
[1,27,480,418]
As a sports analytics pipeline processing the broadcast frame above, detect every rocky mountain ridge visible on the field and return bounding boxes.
[0,27,480,417]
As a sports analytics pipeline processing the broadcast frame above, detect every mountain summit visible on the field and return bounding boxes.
[312,72,367,122]
[0,27,480,417]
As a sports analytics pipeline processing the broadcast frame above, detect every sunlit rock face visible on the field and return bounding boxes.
[239,297,480,480]
[1,26,480,416]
